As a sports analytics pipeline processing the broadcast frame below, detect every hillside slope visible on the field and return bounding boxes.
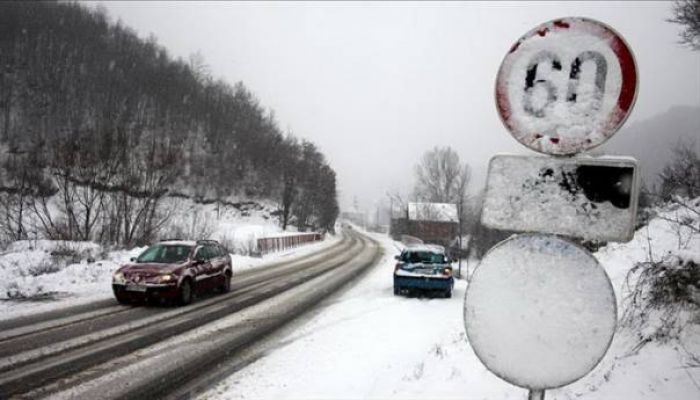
[0,1,338,246]
[603,106,700,188]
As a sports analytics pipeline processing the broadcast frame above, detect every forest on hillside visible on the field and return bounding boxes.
[0,1,338,245]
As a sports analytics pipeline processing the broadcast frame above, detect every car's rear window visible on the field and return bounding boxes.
[403,251,446,264]
[136,245,192,264]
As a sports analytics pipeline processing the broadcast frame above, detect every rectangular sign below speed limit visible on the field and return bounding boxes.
[481,154,639,242]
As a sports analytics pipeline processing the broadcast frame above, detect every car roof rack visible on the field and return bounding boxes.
[159,238,186,242]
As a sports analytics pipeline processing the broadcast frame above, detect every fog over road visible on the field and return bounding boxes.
[99,1,700,210]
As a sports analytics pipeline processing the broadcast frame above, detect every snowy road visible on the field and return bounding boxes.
[0,231,382,399]
[197,232,519,400]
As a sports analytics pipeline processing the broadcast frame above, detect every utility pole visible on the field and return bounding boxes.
[375,200,381,232]
[389,197,393,236]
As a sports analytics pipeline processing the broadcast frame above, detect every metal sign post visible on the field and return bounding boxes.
[465,17,639,400]
[528,390,544,400]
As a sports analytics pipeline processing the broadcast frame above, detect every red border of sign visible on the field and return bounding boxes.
[495,17,638,155]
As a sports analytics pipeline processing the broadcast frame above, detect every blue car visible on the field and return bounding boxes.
[393,244,454,298]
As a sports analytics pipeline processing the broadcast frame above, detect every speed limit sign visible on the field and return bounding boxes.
[495,17,638,155]
[471,16,640,400]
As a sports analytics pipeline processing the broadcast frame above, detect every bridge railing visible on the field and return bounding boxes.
[256,232,323,255]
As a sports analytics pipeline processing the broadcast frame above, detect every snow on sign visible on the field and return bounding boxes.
[495,17,638,155]
[481,154,639,242]
[464,234,617,391]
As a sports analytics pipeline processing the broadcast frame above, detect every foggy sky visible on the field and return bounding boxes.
[95,1,700,212]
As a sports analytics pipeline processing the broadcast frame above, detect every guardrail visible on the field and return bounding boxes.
[257,232,323,255]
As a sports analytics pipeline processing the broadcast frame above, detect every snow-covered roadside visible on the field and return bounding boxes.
[551,200,700,400]
[0,241,144,318]
[0,233,340,321]
[199,208,700,400]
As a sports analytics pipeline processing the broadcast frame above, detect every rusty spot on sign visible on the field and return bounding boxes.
[509,41,521,54]
[553,20,570,29]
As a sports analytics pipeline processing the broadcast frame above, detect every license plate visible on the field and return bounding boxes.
[126,284,147,292]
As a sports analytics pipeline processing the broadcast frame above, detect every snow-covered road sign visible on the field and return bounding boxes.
[495,17,638,155]
[464,234,617,391]
[481,154,639,242]
[467,16,639,400]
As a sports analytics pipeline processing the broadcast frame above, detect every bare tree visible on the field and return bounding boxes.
[277,136,301,230]
[0,151,32,241]
[659,140,700,201]
[188,51,211,85]
[669,0,700,50]
[413,146,471,236]
[386,190,408,214]
[414,146,470,205]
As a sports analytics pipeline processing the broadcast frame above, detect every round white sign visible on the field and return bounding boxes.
[495,17,638,155]
[464,234,617,390]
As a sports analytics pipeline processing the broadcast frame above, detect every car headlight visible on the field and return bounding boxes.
[159,274,175,283]
[113,272,125,284]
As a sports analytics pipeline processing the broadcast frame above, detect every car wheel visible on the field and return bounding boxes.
[179,279,193,306]
[393,286,400,296]
[220,272,231,293]
[115,294,130,305]
[444,289,452,299]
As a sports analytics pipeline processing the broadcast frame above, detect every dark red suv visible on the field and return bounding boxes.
[112,240,232,305]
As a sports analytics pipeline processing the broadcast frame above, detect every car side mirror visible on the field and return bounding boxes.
[130,257,136,262]
[394,255,401,261]
[194,256,206,265]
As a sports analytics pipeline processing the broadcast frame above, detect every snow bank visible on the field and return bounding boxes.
[0,245,142,317]
[551,198,700,399]
[0,240,137,301]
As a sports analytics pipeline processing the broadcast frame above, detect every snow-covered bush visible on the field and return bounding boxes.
[621,196,700,353]
[27,258,62,277]
[623,251,700,343]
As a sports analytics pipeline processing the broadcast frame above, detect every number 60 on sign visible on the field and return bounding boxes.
[495,17,638,156]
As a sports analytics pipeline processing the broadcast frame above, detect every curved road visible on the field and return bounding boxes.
[0,229,382,399]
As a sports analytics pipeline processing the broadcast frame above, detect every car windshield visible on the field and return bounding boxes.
[403,251,446,264]
[136,245,192,264]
